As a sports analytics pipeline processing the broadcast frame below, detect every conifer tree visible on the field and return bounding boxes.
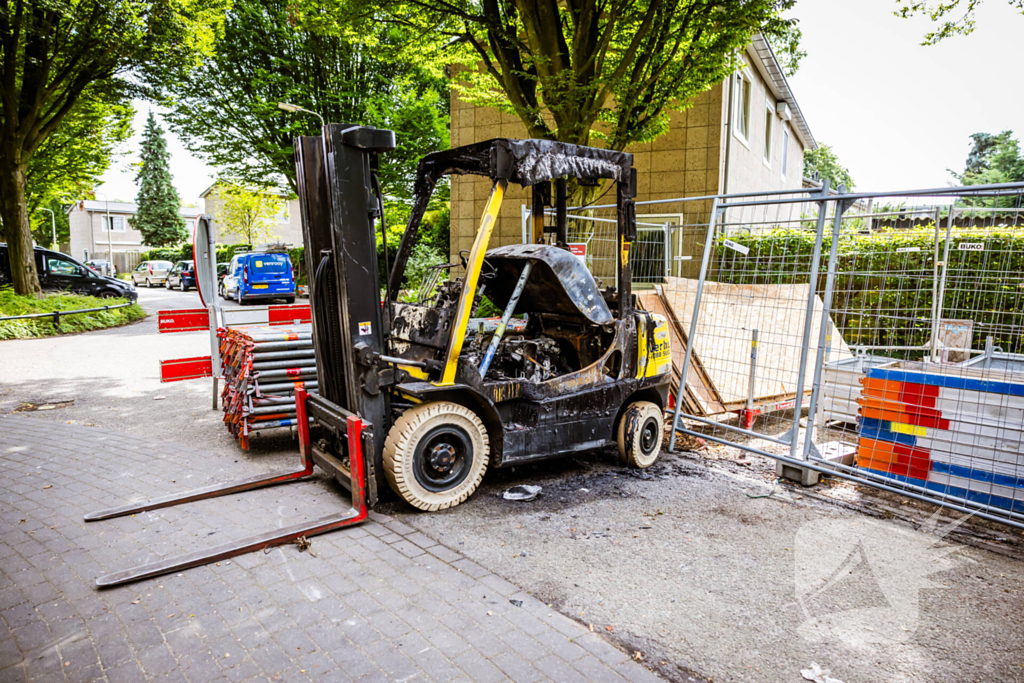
[131,112,186,246]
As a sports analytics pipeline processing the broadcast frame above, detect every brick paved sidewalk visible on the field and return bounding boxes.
[0,415,664,683]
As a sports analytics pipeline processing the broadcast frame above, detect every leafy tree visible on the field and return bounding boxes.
[130,112,187,247]
[216,183,282,248]
[768,21,805,77]
[950,130,1024,208]
[895,0,1024,44]
[952,130,1024,184]
[158,0,448,201]
[30,198,69,250]
[804,144,856,191]
[336,0,796,159]
[26,86,133,242]
[0,0,226,295]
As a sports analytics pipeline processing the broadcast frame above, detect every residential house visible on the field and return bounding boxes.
[67,200,202,270]
[200,185,302,249]
[448,34,817,274]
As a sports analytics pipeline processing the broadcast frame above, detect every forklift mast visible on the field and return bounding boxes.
[295,124,397,498]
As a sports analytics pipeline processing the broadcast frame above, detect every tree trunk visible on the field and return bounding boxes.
[0,159,42,296]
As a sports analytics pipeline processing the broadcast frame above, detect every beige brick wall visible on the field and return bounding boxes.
[449,84,726,265]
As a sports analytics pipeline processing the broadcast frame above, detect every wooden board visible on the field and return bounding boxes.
[637,289,725,416]
[659,278,853,413]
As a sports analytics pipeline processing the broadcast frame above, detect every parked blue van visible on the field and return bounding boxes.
[220,252,295,304]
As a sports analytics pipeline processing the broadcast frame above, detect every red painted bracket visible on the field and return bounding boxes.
[160,356,212,382]
[158,308,210,333]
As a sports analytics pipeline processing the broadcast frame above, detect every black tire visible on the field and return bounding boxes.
[617,401,664,468]
[218,284,225,299]
[236,287,244,306]
[99,290,119,300]
[145,278,153,288]
[284,296,295,304]
[383,401,489,511]
[179,280,186,292]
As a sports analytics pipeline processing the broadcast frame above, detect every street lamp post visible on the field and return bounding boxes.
[95,192,113,276]
[37,207,56,250]
[277,102,325,128]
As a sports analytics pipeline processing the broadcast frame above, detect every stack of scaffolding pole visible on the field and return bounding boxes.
[219,324,317,449]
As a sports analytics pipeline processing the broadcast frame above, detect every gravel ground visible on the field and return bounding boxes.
[4,289,1023,683]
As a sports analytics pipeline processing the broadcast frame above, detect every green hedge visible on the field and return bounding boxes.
[0,289,146,340]
[140,243,252,265]
[712,227,1024,356]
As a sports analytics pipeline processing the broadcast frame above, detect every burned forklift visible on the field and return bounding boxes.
[83,126,671,588]
[298,130,673,511]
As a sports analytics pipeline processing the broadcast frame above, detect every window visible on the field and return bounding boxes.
[48,257,82,277]
[781,129,790,179]
[763,105,774,165]
[734,74,751,142]
[104,216,125,232]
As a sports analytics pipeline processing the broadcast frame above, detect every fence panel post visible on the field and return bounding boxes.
[669,197,720,452]
[803,191,848,459]
[786,180,830,463]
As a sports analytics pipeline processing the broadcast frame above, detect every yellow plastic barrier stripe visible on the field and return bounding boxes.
[438,179,507,386]
[890,421,927,437]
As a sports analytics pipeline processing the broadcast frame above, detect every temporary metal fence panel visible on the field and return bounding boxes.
[802,186,1024,529]
[540,181,1024,527]
[662,185,837,466]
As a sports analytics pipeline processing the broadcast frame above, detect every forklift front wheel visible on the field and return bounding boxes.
[617,401,663,469]
[383,401,489,511]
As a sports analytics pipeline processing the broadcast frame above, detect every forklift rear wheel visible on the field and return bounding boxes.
[617,401,663,469]
[383,401,489,511]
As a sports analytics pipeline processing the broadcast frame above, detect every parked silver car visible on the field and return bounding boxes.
[131,260,174,287]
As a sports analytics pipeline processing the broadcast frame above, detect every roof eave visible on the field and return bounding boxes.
[747,34,817,151]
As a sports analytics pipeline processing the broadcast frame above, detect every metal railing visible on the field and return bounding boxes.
[0,302,134,330]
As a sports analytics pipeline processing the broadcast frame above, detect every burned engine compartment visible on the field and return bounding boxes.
[390,244,620,387]
[462,314,615,383]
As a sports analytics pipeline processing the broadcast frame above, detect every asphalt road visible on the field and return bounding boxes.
[3,291,1023,683]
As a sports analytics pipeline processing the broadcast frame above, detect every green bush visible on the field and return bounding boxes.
[288,247,306,286]
[216,243,251,265]
[713,226,1024,355]
[0,289,146,340]
[140,246,185,262]
[141,243,250,266]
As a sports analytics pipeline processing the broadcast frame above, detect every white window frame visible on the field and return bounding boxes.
[732,72,751,148]
[103,215,126,232]
[781,128,790,180]
[763,103,775,168]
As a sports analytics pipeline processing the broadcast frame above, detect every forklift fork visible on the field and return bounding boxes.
[86,386,367,588]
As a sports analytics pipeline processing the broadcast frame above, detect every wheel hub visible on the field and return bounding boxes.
[429,443,457,473]
[641,418,659,454]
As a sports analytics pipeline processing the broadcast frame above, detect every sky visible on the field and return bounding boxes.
[95,0,1024,204]
[786,0,1024,192]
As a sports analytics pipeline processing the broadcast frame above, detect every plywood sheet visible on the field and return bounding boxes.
[660,278,853,412]
[637,289,725,416]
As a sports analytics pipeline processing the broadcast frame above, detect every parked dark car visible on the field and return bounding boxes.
[85,259,116,277]
[165,260,196,291]
[0,244,137,301]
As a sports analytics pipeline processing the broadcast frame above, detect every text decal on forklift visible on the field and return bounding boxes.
[359,321,372,335]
